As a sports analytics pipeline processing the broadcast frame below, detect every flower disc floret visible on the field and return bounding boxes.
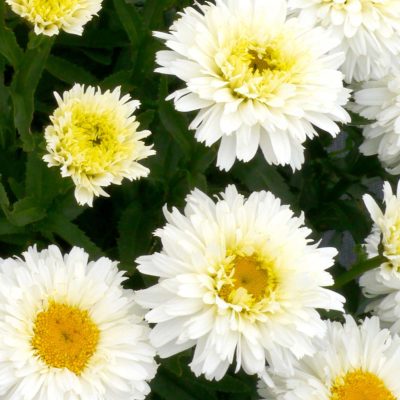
[259,316,400,400]
[135,185,344,380]
[5,0,103,36]
[155,0,350,171]
[43,84,155,206]
[0,245,157,400]
[288,0,400,83]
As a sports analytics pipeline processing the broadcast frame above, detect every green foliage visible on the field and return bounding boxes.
[0,0,395,398]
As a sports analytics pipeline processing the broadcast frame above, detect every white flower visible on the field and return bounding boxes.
[43,84,155,207]
[5,0,103,36]
[134,185,344,380]
[359,181,400,325]
[0,245,157,399]
[352,74,400,174]
[288,0,400,83]
[155,0,350,171]
[258,315,400,400]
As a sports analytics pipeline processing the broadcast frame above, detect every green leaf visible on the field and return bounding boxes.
[113,0,143,47]
[232,155,296,205]
[0,2,23,68]
[0,196,47,227]
[25,150,72,208]
[40,212,104,258]
[117,202,154,272]
[46,55,96,85]
[158,99,192,158]
[10,35,55,150]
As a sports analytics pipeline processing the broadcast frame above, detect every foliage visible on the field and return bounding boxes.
[0,0,395,398]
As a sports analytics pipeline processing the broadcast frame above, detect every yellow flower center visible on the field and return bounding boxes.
[57,104,132,176]
[30,0,80,21]
[330,370,395,400]
[218,35,307,101]
[218,254,278,307]
[31,302,100,375]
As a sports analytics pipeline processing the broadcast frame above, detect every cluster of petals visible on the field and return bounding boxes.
[288,0,400,83]
[360,181,400,328]
[0,245,157,399]
[259,315,400,399]
[155,0,350,171]
[135,185,344,380]
[43,84,155,207]
[352,74,400,174]
[5,0,103,36]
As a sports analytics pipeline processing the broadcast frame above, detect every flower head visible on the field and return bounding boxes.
[43,84,155,206]
[155,0,350,171]
[259,316,400,400]
[5,0,103,36]
[135,185,344,380]
[288,0,400,83]
[0,245,157,399]
[359,181,400,325]
[352,74,400,174]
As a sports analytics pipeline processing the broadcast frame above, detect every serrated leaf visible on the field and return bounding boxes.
[117,202,154,272]
[10,35,55,150]
[0,2,23,68]
[158,99,192,158]
[1,196,47,227]
[41,212,104,258]
[113,0,143,47]
[46,55,96,85]
[25,150,72,208]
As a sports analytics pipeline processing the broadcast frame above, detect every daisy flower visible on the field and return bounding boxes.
[352,74,400,174]
[359,181,400,325]
[0,245,157,399]
[0,246,156,400]
[258,315,400,400]
[5,0,103,36]
[155,0,350,171]
[288,0,400,83]
[43,84,155,206]
[135,185,344,380]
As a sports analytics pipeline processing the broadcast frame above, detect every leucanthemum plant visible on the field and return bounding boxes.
[5,0,103,36]
[352,74,400,174]
[288,0,400,83]
[258,316,400,400]
[43,84,155,207]
[0,245,157,399]
[135,185,345,381]
[154,0,350,171]
[359,181,400,326]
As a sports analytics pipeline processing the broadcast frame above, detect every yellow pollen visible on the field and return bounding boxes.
[30,0,80,21]
[219,36,305,100]
[330,369,395,400]
[31,302,100,375]
[219,255,278,303]
[57,105,130,176]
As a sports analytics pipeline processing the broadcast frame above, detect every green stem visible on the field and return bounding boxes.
[333,255,387,289]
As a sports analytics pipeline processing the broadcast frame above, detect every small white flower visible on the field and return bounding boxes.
[259,315,400,400]
[43,84,155,207]
[135,185,344,380]
[288,0,400,83]
[155,0,350,171]
[6,0,103,36]
[352,74,400,174]
[359,181,400,325]
[0,245,157,399]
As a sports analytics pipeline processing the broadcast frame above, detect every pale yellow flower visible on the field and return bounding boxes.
[5,0,103,36]
[44,84,155,206]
